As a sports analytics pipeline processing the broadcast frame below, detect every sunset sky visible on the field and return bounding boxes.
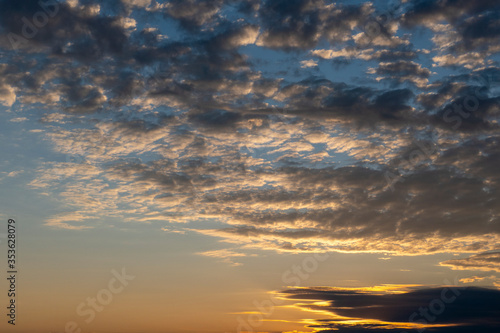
[0,0,500,332]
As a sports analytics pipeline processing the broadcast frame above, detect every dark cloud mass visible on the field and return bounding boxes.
[0,0,129,59]
[257,0,370,49]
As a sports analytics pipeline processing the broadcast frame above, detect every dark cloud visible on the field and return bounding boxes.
[403,0,500,57]
[0,0,129,60]
[430,87,500,132]
[459,11,500,51]
[373,49,418,61]
[182,155,500,254]
[402,0,500,27]
[275,79,418,128]
[189,109,243,129]
[163,0,227,31]
[281,286,500,333]
[371,60,431,78]
[257,0,369,50]
[60,80,107,114]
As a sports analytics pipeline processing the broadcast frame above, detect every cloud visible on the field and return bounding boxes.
[312,48,417,61]
[402,0,500,28]
[24,108,500,253]
[161,227,186,234]
[429,88,500,132]
[44,212,96,230]
[1,8,500,333]
[256,0,372,50]
[212,24,260,49]
[403,0,500,68]
[368,60,432,87]
[433,53,486,69]
[0,0,129,59]
[7,170,24,177]
[441,252,500,273]
[279,285,500,332]
[161,0,227,31]
[197,248,257,266]
[269,78,420,128]
[459,275,498,283]
[9,117,27,122]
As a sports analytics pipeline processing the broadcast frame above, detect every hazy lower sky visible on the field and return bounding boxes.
[0,1,499,333]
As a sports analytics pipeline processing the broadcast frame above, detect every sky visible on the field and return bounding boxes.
[0,0,500,332]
